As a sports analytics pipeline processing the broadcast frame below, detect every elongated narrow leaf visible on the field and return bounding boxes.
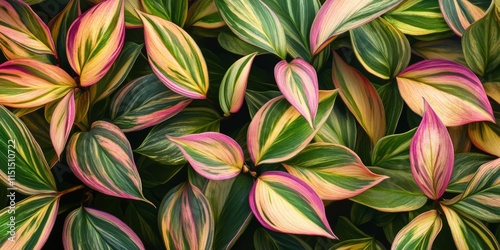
[0,106,57,194]
[168,132,244,180]
[462,7,500,76]
[220,53,257,115]
[392,210,442,250]
[443,158,500,222]
[248,90,337,165]
[439,0,490,36]
[67,121,150,203]
[66,0,125,87]
[283,142,388,200]
[124,0,143,28]
[350,18,410,79]
[0,59,76,108]
[215,0,287,59]
[48,0,80,71]
[186,0,225,29]
[275,58,319,127]
[63,207,145,249]
[314,100,357,149]
[441,204,500,249]
[0,194,59,249]
[110,74,191,132]
[332,51,386,144]
[410,100,454,200]
[396,59,494,126]
[413,39,466,66]
[310,0,403,55]
[249,171,336,239]
[159,183,214,250]
[50,89,76,159]
[140,12,209,99]
[469,114,500,157]
[0,0,56,62]
[142,0,187,27]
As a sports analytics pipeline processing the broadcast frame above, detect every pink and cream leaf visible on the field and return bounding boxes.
[50,89,76,159]
[468,113,500,158]
[185,0,226,29]
[392,210,443,250]
[439,0,490,36]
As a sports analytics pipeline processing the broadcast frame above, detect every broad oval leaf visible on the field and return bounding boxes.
[159,182,214,250]
[396,59,494,126]
[142,0,187,27]
[63,207,145,249]
[110,74,191,132]
[186,0,225,29]
[50,89,76,159]
[66,121,150,203]
[439,0,490,36]
[140,12,209,99]
[469,114,500,157]
[332,51,386,144]
[350,18,411,79]
[0,105,57,194]
[0,194,59,249]
[220,52,257,116]
[283,142,388,200]
[0,59,76,108]
[392,210,443,250]
[412,39,466,66]
[168,132,244,180]
[410,100,454,200]
[215,0,287,59]
[249,171,336,239]
[66,0,125,87]
[310,0,403,55]
[248,90,337,165]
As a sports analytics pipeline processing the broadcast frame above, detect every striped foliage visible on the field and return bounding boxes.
[245,90,282,118]
[283,142,388,200]
[332,51,386,144]
[248,90,337,165]
[159,182,214,250]
[410,100,454,200]
[274,58,319,127]
[448,125,472,153]
[142,0,187,27]
[469,113,500,157]
[20,112,57,167]
[439,0,490,36]
[249,171,336,239]
[0,105,57,194]
[186,0,225,29]
[253,228,313,250]
[447,153,494,193]
[441,204,500,249]
[124,0,143,28]
[314,100,358,149]
[66,0,125,87]
[110,74,191,132]
[378,81,405,135]
[332,238,384,249]
[443,158,500,222]
[484,82,500,105]
[215,0,287,59]
[168,132,244,180]
[63,207,145,249]
[49,89,76,159]
[73,90,90,125]
[0,59,76,108]
[218,31,269,56]
[48,0,80,71]
[392,210,443,250]
[383,0,451,36]
[66,121,150,203]
[140,12,209,99]
[396,59,494,126]
[412,39,466,66]
[310,0,403,55]
[219,53,257,116]
[0,194,59,249]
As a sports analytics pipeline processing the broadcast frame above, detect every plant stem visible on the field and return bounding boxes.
[58,184,85,196]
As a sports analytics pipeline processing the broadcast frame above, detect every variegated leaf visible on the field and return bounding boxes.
[168,132,244,180]
[469,113,500,157]
[186,0,225,29]
[0,105,57,194]
[124,0,143,28]
[447,153,494,193]
[215,0,287,59]
[448,125,471,153]
[372,128,416,170]
[220,53,257,116]
[331,237,383,250]
[396,59,494,126]
[314,100,358,149]
[142,0,187,27]
[283,142,388,200]
[310,0,403,55]
[441,204,500,249]
[50,89,76,159]
[484,82,500,105]
[66,121,150,203]
[253,228,313,250]
[377,81,404,135]
[332,51,386,144]
[412,39,466,66]
[159,182,214,250]
[0,59,76,108]
[218,31,269,56]
[248,90,337,165]
[392,210,442,250]
[66,0,125,87]
[249,171,336,239]
[140,12,209,99]
[439,0,490,36]
[63,207,145,249]
[245,90,282,118]
[0,194,59,249]
[20,111,57,167]
[274,58,319,127]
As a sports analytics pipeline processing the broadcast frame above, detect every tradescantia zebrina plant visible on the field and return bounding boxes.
[0,0,499,248]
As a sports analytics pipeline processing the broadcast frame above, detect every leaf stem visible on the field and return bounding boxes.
[58,184,85,196]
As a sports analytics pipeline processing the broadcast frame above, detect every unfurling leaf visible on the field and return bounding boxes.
[410,100,454,200]
[392,210,442,250]
[249,171,337,239]
[50,89,76,159]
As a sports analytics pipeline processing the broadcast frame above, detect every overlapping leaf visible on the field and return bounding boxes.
[218,31,269,56]
[372,128,416,169]
[396,59,494,126]
[50,89,76,159]
[484,82,500,105]
[413,39,466,66]
[314,100,357,149]
[185,0,225,29]
[63,207,145,249]
[253,228,313,250]
[140,12,209,99]
[377,81,404,135]
[124,0,143,28]
[392,210,442,250]
[66,0,125,87]
[48,0,80,71]
[249,171,336,239]
[20,112,57,167]
[245,90,281,118]
[469,113,500,157]
[448,125,471,153]
[439,0,490,36]
[142,0,187,27]
[447,153,494,193]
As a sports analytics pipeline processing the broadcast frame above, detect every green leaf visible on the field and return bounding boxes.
[253,228,313,250]
[245,90,282,118]
[440,0,490,36]
[330,237,383,250]
[136,157,184,188]
[185,0,225,29]
[141,0,188,27]
[392,210,442,250]
[124,201,163,249]
[377,82,404,135]
[447,153,494,193]
[19,111,57,167]
[372,128,416,170]
[412,39,466,66]
[218,31,270,56]
[334,216,370,240]
[314,100,357,150]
